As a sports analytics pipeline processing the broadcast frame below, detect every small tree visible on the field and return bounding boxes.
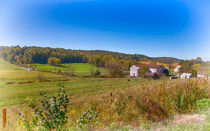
[179,60,193,73]
[191,69,197,78]
[106,61,123,77]
[48,57,61,66]
[140,66,149,78]
[94,70,101,77]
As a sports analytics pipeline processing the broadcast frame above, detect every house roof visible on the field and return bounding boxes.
[181,73,191,76]
[135,64,162,69]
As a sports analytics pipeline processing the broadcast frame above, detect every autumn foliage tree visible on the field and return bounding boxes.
[179,60,193,73]
[0,46,180,72]
[106,61,124,77]
[48,57,61,66]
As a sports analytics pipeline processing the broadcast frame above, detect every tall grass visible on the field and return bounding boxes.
[80,78,209,128]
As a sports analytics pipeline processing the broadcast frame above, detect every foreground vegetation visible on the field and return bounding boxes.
[0,78,209,130]
[0,56,209,130]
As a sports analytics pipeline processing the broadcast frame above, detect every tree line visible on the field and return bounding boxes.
[0,46,180,72]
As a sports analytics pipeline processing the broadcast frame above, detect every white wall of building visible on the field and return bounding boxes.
[130,65,140,77]
[174,65,181,73]
[181,73,192,79]
[149,68,157,73]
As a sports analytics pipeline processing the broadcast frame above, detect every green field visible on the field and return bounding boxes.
[32,63,108,76]
[193,62,210,75]
[0,58,149,107]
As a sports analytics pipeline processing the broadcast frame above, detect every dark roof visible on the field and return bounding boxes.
[135,64,163,69]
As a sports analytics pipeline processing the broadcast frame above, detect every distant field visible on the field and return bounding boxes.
[193,62,210,75]
[0,59,65,81]
[32,63,108,76]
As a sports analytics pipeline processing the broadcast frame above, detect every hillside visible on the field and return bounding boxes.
[0,46,180,67]
[193,61,210,75]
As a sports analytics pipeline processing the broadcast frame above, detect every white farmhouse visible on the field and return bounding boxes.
[181,73,192,79]
[130,65,140,77]
[174,65,181,73]
[197,74,205,78]
[130,65,167,77]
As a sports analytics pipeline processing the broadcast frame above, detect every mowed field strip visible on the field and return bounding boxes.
[31,63,108,76]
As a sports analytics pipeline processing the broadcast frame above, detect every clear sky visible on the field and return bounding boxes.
[0,0,209,61]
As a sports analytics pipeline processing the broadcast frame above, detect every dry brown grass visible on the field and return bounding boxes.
[82,78,209,127]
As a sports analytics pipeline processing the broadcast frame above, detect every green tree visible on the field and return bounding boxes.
[47,57,61,66]
[140,66,149,78]
[94,70,101,77]
[106,61,123,77]
[191,69,197,78]
[179,60,193,73]
[195,57,202,62]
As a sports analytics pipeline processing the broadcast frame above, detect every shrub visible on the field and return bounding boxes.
[6,81,15,84]
[191,69,197,78]
[94,70,101,77]
[17,81,34,84]
[196,98,210,110]
[17,84,70,130]
[77,105,99,128]
[174,79,208,113]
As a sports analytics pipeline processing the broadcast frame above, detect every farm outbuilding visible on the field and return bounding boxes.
[181,73,192,79]
[174,65,181,73]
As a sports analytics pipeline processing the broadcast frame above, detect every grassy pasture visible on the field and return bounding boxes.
[0,59,65,81]
[0,58,181,107]
[61,63,108,76]
[0,58,146,107]
[32,63,108,76]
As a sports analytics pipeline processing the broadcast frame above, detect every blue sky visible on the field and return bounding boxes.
[0,0,209,61]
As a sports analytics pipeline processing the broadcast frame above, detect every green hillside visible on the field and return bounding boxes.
[0,59,64,81]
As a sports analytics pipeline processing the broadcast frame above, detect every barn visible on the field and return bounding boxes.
[130,65,168,77]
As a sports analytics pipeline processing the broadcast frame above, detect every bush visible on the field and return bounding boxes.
[6,81,15,84]
[18,84,70,130]
[77,105,99,128]
[94,70,101,77]
[191,69,197,78]
[18,81,34,84]
[196,98,210,110]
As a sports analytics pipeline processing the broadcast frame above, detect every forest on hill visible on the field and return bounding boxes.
[0,46,180,70]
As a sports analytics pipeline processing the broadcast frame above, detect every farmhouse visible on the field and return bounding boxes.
[130,65,168,77]
[174,65,181,73]
[130,65,140,77]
